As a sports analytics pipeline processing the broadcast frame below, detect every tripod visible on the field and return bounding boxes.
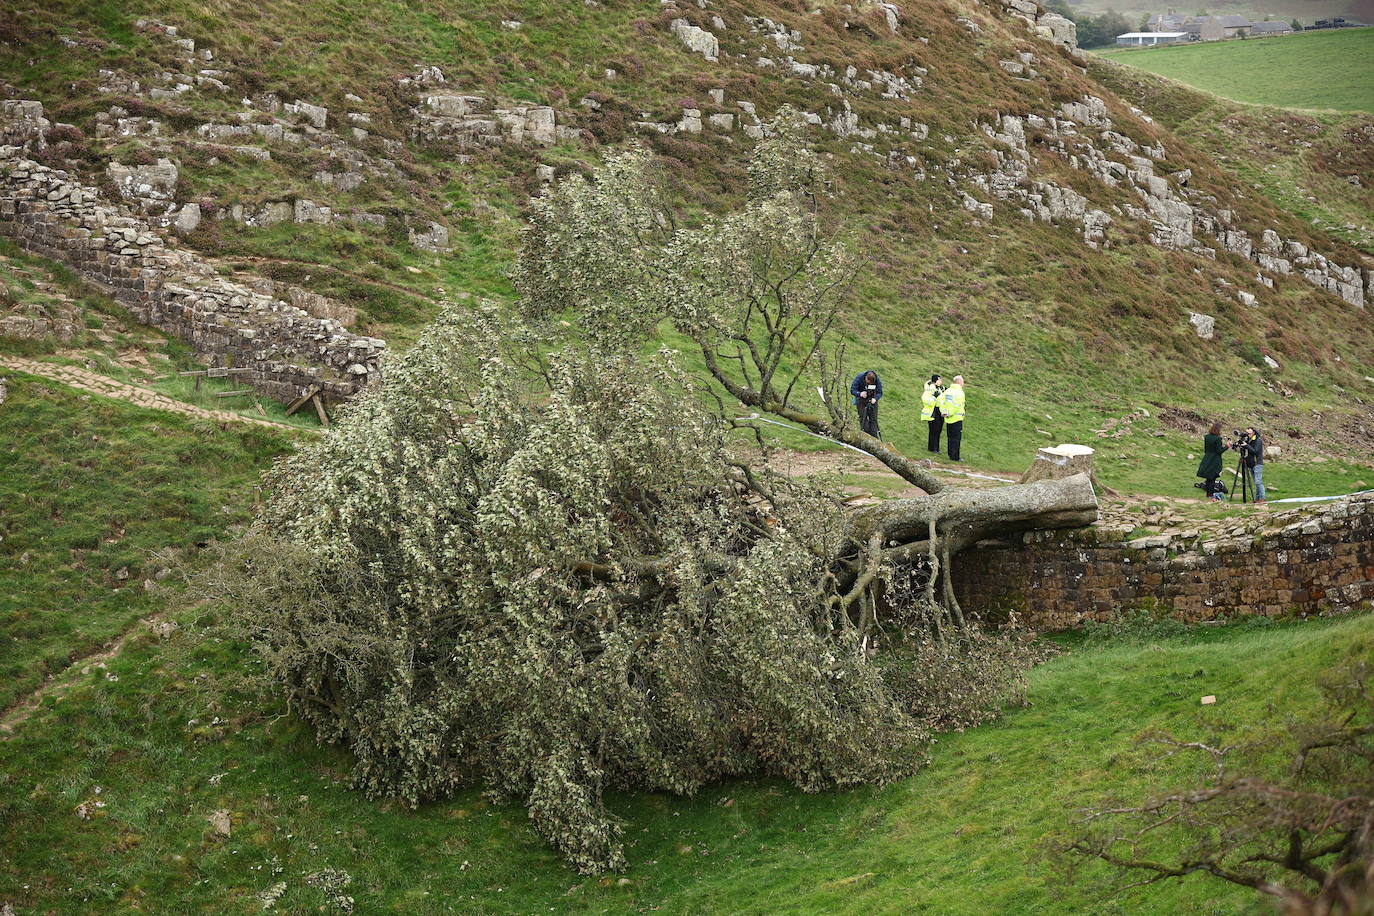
[1227,444,1255,504]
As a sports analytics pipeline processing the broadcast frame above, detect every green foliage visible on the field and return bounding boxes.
[203,304,929,873]
[880,626,1054,731]
[198,133,1055,872]
[1075,11,1133,50]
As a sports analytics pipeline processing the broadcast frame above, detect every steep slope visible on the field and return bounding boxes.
[1,0,1372,489]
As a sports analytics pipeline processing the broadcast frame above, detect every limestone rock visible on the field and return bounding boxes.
[172,201,201,234]
[207,810,231,838]
[670,19,719,61]
[1035,13,1077,49]
[1189,312,1215,340]
[409,220,450,252]
[0,100,51,150]
[312,170,365,192]
[293,198,332,225]
[107,159,178,207]
[878,2,900,32]
[284,100,327,129]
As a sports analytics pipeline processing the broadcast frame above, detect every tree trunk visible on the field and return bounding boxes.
[847,472,1099,554]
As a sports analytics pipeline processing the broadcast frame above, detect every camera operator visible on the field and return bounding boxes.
[1238,426,1267,504]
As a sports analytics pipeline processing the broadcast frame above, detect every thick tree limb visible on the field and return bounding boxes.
[847,473,1100,552]
[701,348,946,494]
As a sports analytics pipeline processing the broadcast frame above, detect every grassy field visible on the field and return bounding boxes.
[0,374,296,712]
[1096,27,1374,112]
[2,573,1368,912]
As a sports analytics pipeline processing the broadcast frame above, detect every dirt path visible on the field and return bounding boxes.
[763,446,1017,495]
[0,615,172,738]
[0,354,300,431]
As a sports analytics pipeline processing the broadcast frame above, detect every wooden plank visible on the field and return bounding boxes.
[216,389,253,398]
[311,393,330,428]
[207,367,230,379]
[284,384,321,417]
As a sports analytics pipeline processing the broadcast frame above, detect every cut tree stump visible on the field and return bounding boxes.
[1019,444,1115,495]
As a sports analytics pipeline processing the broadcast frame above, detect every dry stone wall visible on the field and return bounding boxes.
[955,493,1374,628]
[0,102,383,403]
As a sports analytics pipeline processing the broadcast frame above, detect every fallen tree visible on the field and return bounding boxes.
[204,112,1099,872]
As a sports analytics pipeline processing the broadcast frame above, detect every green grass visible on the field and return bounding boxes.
[2,578,1367,912]
[0,373,296,711]
[1096,28,1374,112]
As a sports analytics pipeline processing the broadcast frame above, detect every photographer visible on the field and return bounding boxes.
[1196,422,1229,501]
[850,369,883,440]
[1239,426,1267,504]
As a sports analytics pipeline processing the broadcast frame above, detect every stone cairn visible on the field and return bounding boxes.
[0,100,383,404]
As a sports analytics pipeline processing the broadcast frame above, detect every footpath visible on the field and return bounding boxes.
[0,354,301,431]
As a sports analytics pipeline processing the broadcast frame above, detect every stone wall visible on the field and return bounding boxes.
[0,102,383,403]
[954,493,1374,628]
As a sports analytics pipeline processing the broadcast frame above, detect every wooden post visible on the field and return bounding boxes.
[285,385,322,417]
[311,393,330,428]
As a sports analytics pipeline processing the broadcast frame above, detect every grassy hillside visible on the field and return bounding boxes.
[1,0,1373,909]
[1,0,1372,484]
[1089,58,1374,252]
[0,373,296,711]
[2,568,1368,912]
[1095,27,1374,112]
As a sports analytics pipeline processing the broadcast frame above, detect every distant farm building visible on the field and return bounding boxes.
[1115,30,1191,45]
[1248,20,1294,35]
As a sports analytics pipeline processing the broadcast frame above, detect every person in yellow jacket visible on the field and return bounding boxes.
[940,375,966,461]
[921,374,944,453]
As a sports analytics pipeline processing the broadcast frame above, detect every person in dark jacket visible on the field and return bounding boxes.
[850,370,882,439]
[1243,426,1266,504]
[1196,422,1229,500]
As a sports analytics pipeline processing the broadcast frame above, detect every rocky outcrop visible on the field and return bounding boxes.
[107,158,178,212]
[0,103,383,403]
[414,91,578,147]
[670,18,720,61]
[0,101,49,150]
[999,0,1078,50]
[974,98,1368,308]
